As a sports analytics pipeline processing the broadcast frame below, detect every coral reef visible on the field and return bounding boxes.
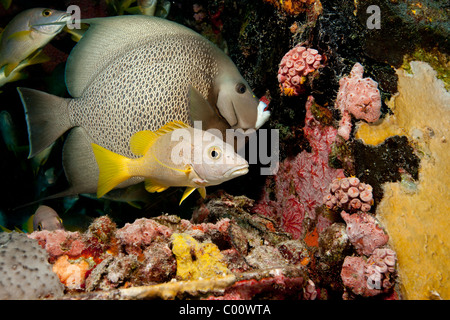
[52,255,92,290]
[171,233,231,281]
[341,211,389,256]
[29,230,85,260]
[23,201,313,299]
[323,177,374,213]
[277,45,323,96]
[341,247,397,298]
[2,189,403,300]
[264,0,316,16]
[335,63,382,140]
[1,0,447,302]
[253,96,345,239]
[0,232,64,299]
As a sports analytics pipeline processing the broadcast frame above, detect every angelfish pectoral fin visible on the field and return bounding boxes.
[179,186,206,205]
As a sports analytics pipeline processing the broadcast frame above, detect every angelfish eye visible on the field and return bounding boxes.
[208,147,221,160]
[235,83,246,94]
[42,9,52,17]
[37,223,43,231]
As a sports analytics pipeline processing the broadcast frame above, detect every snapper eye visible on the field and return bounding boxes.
[208,146,222,160]
[235,83,246,94]
[42,9,53,17]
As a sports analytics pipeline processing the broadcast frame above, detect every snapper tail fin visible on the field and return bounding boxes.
[17,87,72,158]
[91,143,132,198]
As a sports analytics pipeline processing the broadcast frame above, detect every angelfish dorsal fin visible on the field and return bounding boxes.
[129,121,189,156]
[65,15,199,97]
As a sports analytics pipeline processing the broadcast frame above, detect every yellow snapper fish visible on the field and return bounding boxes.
[91,121,249,204]
[17,15,270,201]
[0,49,50,87]
[0,8,71,77]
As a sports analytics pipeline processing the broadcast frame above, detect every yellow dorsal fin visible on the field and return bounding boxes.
[130,130,157,156]
[91,143,131,198]
[144,179,168,193]
[129,121,190,156]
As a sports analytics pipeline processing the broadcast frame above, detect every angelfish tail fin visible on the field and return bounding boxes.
[17,87,72,158]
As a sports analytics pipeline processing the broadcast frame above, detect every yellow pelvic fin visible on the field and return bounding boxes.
[180,187,196,205]
[130,121,190,156]
[144,179,168,193]
[179,186,206,205]
[3,62,19,77]
[0,225,12,232]
[198,187,206,199]
[91,143,131,198]
[7,30,32,41]
[26,50,51,66]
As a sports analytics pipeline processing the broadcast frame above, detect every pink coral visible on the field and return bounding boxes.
[341,256,374,297]
[323,177,374,213]
[280,196,305,239]
[303,279,318,300]
[253,96,345,239]
[115,218,173,255]
[341,211,388,256]
[29,230,85,259]
[341,247,397,297]
[365,248,397,292]
[335,63,382,140]
[278,45,323,96]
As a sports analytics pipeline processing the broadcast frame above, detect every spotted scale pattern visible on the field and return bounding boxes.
[68,34,219,158]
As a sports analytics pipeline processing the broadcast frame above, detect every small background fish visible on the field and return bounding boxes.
[0,8,70,81]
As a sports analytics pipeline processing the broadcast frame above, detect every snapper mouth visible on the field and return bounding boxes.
[224,164,249,179]
[32,13,73,34]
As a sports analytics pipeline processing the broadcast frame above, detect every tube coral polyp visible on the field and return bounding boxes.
[323,177,374,213]
[278,45,323,96]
